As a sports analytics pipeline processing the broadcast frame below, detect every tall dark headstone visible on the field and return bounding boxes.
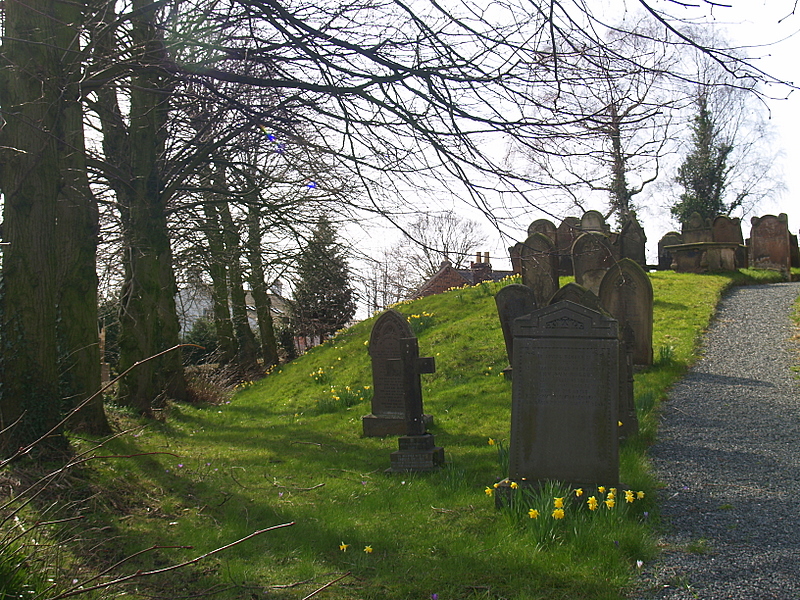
[572,232,615,295]
[509,242,524,276]
[617,213,647,266]
[385,336,444,472]
[495,284,537,368]
[363,309,432,437]
[556,216,581,275]
[750,214,791,274]
[598,258,653,366]
[507,301,620,488]
[520,233,559,308]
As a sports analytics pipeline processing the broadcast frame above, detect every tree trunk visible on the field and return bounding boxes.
[0,0,77,452]
[219,202,260,375]
[246,204,279,368]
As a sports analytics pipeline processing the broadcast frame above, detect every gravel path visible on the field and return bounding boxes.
[634,281,800,600]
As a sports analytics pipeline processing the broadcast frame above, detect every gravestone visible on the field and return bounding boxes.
[712,215,747,269]
[750,214,791,274]
[682,212,712,243]
[791,233,800,269]
[548,281,603,314]
[506,301,620,488]
[509,242,524,275]
[527,218,557,244]
[556,216,581,275]
[657,232,682,270]
[598,258,653,366]
[571,232,615,295]
[616,213,647,266]
[386,336,445,472]
[495,284,537,372]
[362,309,433,437]
[520,233,559,307]
[580,210,610,234]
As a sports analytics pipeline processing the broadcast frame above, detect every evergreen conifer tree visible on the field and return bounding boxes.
[293,217,356,343]
[671,93,733,224]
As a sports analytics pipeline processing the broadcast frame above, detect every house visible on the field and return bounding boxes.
[413,252,514,298]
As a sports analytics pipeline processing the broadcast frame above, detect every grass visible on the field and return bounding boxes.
[2,269,792,600]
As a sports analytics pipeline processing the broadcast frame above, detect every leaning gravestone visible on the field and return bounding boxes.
[495,284,537,373]
[572,232,615,295]
[385,336,444,472]
[598,258,653,366]
[556,216,581,275]
[527,218,557,244]
[520,232,559,308]
[362,309,432,437]
[750,213,792,274]
[505,301,620,488]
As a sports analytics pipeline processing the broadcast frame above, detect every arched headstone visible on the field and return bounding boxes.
[527,218,557,244]
[572,232,615,295]
[750,214,791,274]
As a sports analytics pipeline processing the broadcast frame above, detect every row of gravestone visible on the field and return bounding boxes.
[511,211,647,278]
[362,258,651,493]
[657,212,799,274]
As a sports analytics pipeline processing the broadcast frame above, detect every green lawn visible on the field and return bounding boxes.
[3,269,791,600]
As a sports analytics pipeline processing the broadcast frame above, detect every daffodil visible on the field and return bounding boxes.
[528,508,539,519]
[485,487,494,496]
[587,496,598,511]
[605,498,615,509]
[364,545,373,554]
[488,438,496,446]
[598,486,606,494]
[339,542,349,551]
[553,497,564,509]
[552,508,565,520]
[625,490,635,503]
[574,488,583,497]
[510,481,519,489]
[637,491,645,500]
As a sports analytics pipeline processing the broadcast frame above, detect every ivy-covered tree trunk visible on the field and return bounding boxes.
[95,0,186,414]
[247,204,279,368]
[0,0,95,452]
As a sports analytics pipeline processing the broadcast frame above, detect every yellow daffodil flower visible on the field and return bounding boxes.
[637,491,645,499]
[485,487,494,496]
[598,486,606,494]
[553,497,564,509]
[587,496,598,511]
[575,488,584,497]
[625,490,635,503]
[339,542,349,551]
[552,508,565,520]
[488,438,496,446]
[528,508,539,519]
[605,498,615,509]
[364,545,373,554]
[493,482,500,488]
[510,481,519,489]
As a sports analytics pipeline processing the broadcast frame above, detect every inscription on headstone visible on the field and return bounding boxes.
[507,301,620,487]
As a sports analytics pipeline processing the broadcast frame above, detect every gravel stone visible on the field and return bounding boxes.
[633,282,800,600]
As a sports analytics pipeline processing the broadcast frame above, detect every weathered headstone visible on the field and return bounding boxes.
[548,281,603,314]
[712,215,747,269]
[506,301,620,488]
[527,218,557,244]
[580,210,609,234]
[386,336,444,472]
[598,258,653,366]
[750,213,791,274]
[571,232,615,295]
[509,242,524,276]
[520,233,559,307]
[363,309,432,437]
[556,216,581,275]
[682,212,712,243]
[616,213,647,266]
[495,284,537,369]
[657,231,682,270]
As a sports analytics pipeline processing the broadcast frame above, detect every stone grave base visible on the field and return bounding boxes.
[386,433,444,472]
[362,413,433,437]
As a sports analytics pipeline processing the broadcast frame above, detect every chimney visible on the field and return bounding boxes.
[471,250,493,283]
